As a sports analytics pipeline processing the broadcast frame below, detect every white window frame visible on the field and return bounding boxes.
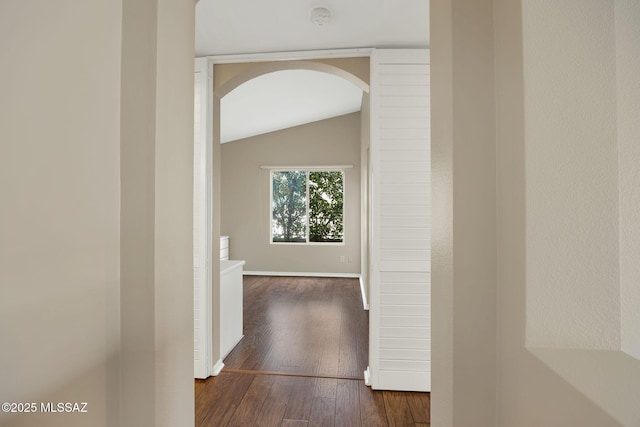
[269,167,347,246]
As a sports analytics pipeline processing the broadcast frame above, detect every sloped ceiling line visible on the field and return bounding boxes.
[220,68,364,143]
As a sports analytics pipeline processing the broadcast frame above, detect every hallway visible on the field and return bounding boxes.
[195,276,430,426]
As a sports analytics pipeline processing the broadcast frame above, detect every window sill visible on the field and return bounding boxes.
[270,241,345,246]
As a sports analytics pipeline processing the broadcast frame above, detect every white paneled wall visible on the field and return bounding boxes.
[369,49,430,391]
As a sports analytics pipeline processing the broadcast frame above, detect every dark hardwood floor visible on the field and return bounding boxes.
[195,276,430,426]
[223,276,368,379]
[196,372,430,427]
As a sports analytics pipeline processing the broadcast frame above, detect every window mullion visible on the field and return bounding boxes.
[305,171,310,243]
[270,170,273,243]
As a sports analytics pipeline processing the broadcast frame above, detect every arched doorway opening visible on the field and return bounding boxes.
[194,57,373,379]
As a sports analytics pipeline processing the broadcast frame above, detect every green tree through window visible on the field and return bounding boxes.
[271,171,306,242]
[309,171,343,242]
[271,170,344,243]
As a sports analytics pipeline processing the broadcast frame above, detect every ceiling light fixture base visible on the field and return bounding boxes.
[309,6,332,27]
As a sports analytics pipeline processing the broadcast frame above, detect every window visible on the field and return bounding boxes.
[271,170,344,244]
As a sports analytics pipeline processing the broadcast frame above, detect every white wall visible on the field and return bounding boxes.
[0,1,195,426]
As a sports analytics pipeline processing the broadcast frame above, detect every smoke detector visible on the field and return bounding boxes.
[309,6,332,26]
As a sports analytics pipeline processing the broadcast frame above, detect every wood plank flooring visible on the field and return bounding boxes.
[223,276,368,379]
[195,276,430,426]
[196,372,430,426]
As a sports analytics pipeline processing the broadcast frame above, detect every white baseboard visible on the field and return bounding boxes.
[364,366,371,386]
[244,271,360,279]
[377,370,431,392]
[359,276,370,310]
[221,335,245,361]
[211,359,224,376]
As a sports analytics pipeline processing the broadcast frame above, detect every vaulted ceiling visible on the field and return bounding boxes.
[220,69,364,143]
[196,0,429,142]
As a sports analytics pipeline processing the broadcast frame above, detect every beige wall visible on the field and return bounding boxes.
[0,2,122,426]
[523,0,621,350]
[617,0,640,361]
[430,1,455,421]
[433,0,640,426]
[431,0,497,424]
[221,113,361,274]
[504,1,639,426]
[0,1,194,426]
[120,0,196,424]
[149,1,195,425]
[495,2,640,425]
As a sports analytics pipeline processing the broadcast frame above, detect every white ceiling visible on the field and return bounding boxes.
[220,70,363,143]
[195,0,429,57]
[196,0,428,143]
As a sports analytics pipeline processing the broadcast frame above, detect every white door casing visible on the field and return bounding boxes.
[193,57,214,379]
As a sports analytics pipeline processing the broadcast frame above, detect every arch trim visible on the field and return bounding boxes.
[215,60,370,99]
